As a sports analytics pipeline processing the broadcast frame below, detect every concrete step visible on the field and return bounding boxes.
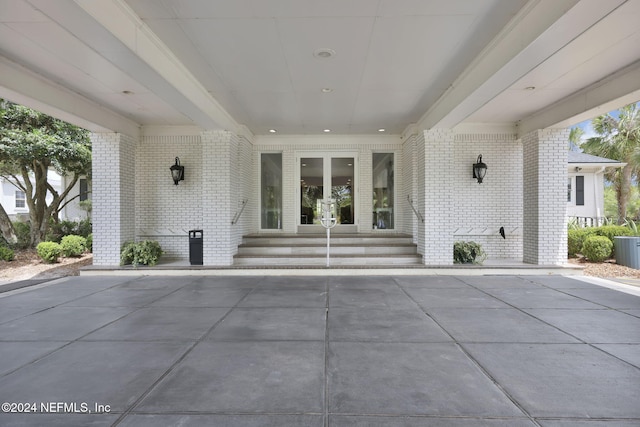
[242,234,414,246]
[234,233,422,266]
[236,244,418,256]
[233,254,423,266]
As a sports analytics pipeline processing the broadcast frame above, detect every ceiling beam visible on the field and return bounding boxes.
[417,0,627,130]
[0,56,140,137]
[518,59,640,136]
[27,0,239,133]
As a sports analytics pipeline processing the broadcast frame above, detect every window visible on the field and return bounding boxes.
[567,178,572,202]
[79,178,89,201]
[261,153,283,229]
[372,153,394,229]
[15,190,26,208]
[576,176,584,206]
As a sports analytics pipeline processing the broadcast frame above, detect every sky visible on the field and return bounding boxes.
[570,101,639,143]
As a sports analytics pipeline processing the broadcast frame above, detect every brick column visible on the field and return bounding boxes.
[522,128,569,264]
[201,130,236,265]
[418,129,455,265]
[91,132,137,266]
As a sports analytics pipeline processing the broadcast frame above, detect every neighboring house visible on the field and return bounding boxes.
[567,151,624,226]
[0,171,61,221]
[60,176,92,221]
[0,172,89,221]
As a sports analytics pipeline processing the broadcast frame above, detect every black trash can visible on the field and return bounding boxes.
[189,230,203,265]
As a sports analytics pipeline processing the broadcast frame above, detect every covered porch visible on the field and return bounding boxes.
[1,1,639,267]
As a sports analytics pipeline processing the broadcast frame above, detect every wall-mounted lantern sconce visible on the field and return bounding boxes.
[472,154,487,184]
[170,157,185,185]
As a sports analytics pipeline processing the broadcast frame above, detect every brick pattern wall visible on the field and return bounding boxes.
[421,129,455,265]
[101,128,565,266]
[401,134,418,242]
[135,135,202,259]
[453,132,523,260]
[230,135,255,249]
[92,132,136,265]
[523,129,569,264]
[201,131,233,265]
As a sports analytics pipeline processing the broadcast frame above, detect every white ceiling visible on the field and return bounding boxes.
[0,0,639,136]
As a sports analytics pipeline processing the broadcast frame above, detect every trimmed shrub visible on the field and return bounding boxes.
[120,240,163,267]
[567,227,596,257]
[36,241,63,263]
[594,224,633,242]
[0,246,15,261]
[594,225,634,257]
[46,218,93,243]
[581,236,613,263]
[86,233,93,253]
[60,235,87,257]
[453,241,486,264]
[12,221,31,249]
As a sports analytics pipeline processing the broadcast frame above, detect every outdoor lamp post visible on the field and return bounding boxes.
[472,154,487,184]
[170,157,185,185]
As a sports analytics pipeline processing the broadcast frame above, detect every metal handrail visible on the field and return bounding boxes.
[231,199,248,225]
[407,195,424,223]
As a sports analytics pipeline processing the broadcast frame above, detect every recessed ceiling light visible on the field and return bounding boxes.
[525,86,536,91]
[269,129,277,133]
[122,90,134,95]
[321,87,333,93]
[378,128,386,132]
[314,48,336,59]
[323,129,331,133]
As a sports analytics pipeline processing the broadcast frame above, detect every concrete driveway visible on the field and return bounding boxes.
[0,274,639,426]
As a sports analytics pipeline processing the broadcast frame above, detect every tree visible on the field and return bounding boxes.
[0,100,91,246]
[580,103,640,224]
[568,126,584,151]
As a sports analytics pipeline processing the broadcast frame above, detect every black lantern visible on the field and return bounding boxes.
[170,157,184,185]
[472,154,487,184]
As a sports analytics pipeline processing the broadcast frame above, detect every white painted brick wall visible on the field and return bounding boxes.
[523,129,569,264]
[100,127,563,267]
[402,134,418,242]
[420,129,455,265]
[92,132,136,266]
[135,135,202,260]
[453,132,523,260]
[201,131,233,265]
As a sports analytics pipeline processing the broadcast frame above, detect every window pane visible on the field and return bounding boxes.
[373,153,394,229]
[576,176,584,206]
[80,178,88,202]
[332,158,354,224]
[261,153,282,229]
[300,157,323,225]
[15,190,25,208]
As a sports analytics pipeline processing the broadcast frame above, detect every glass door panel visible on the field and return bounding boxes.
[300,157,323,225]
[331,158,354,224]
[372,153,394,229]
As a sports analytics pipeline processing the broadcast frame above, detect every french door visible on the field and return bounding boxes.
[298,153,357,232]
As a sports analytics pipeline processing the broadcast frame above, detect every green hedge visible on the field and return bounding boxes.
[568,224,637,258]
[120,240,163,267]
[568,228,596,257]
[0,246,15,261]
[60,235,87,257]
[581,235,613,262]
[36,242,62,263]
[453,241,486,264]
